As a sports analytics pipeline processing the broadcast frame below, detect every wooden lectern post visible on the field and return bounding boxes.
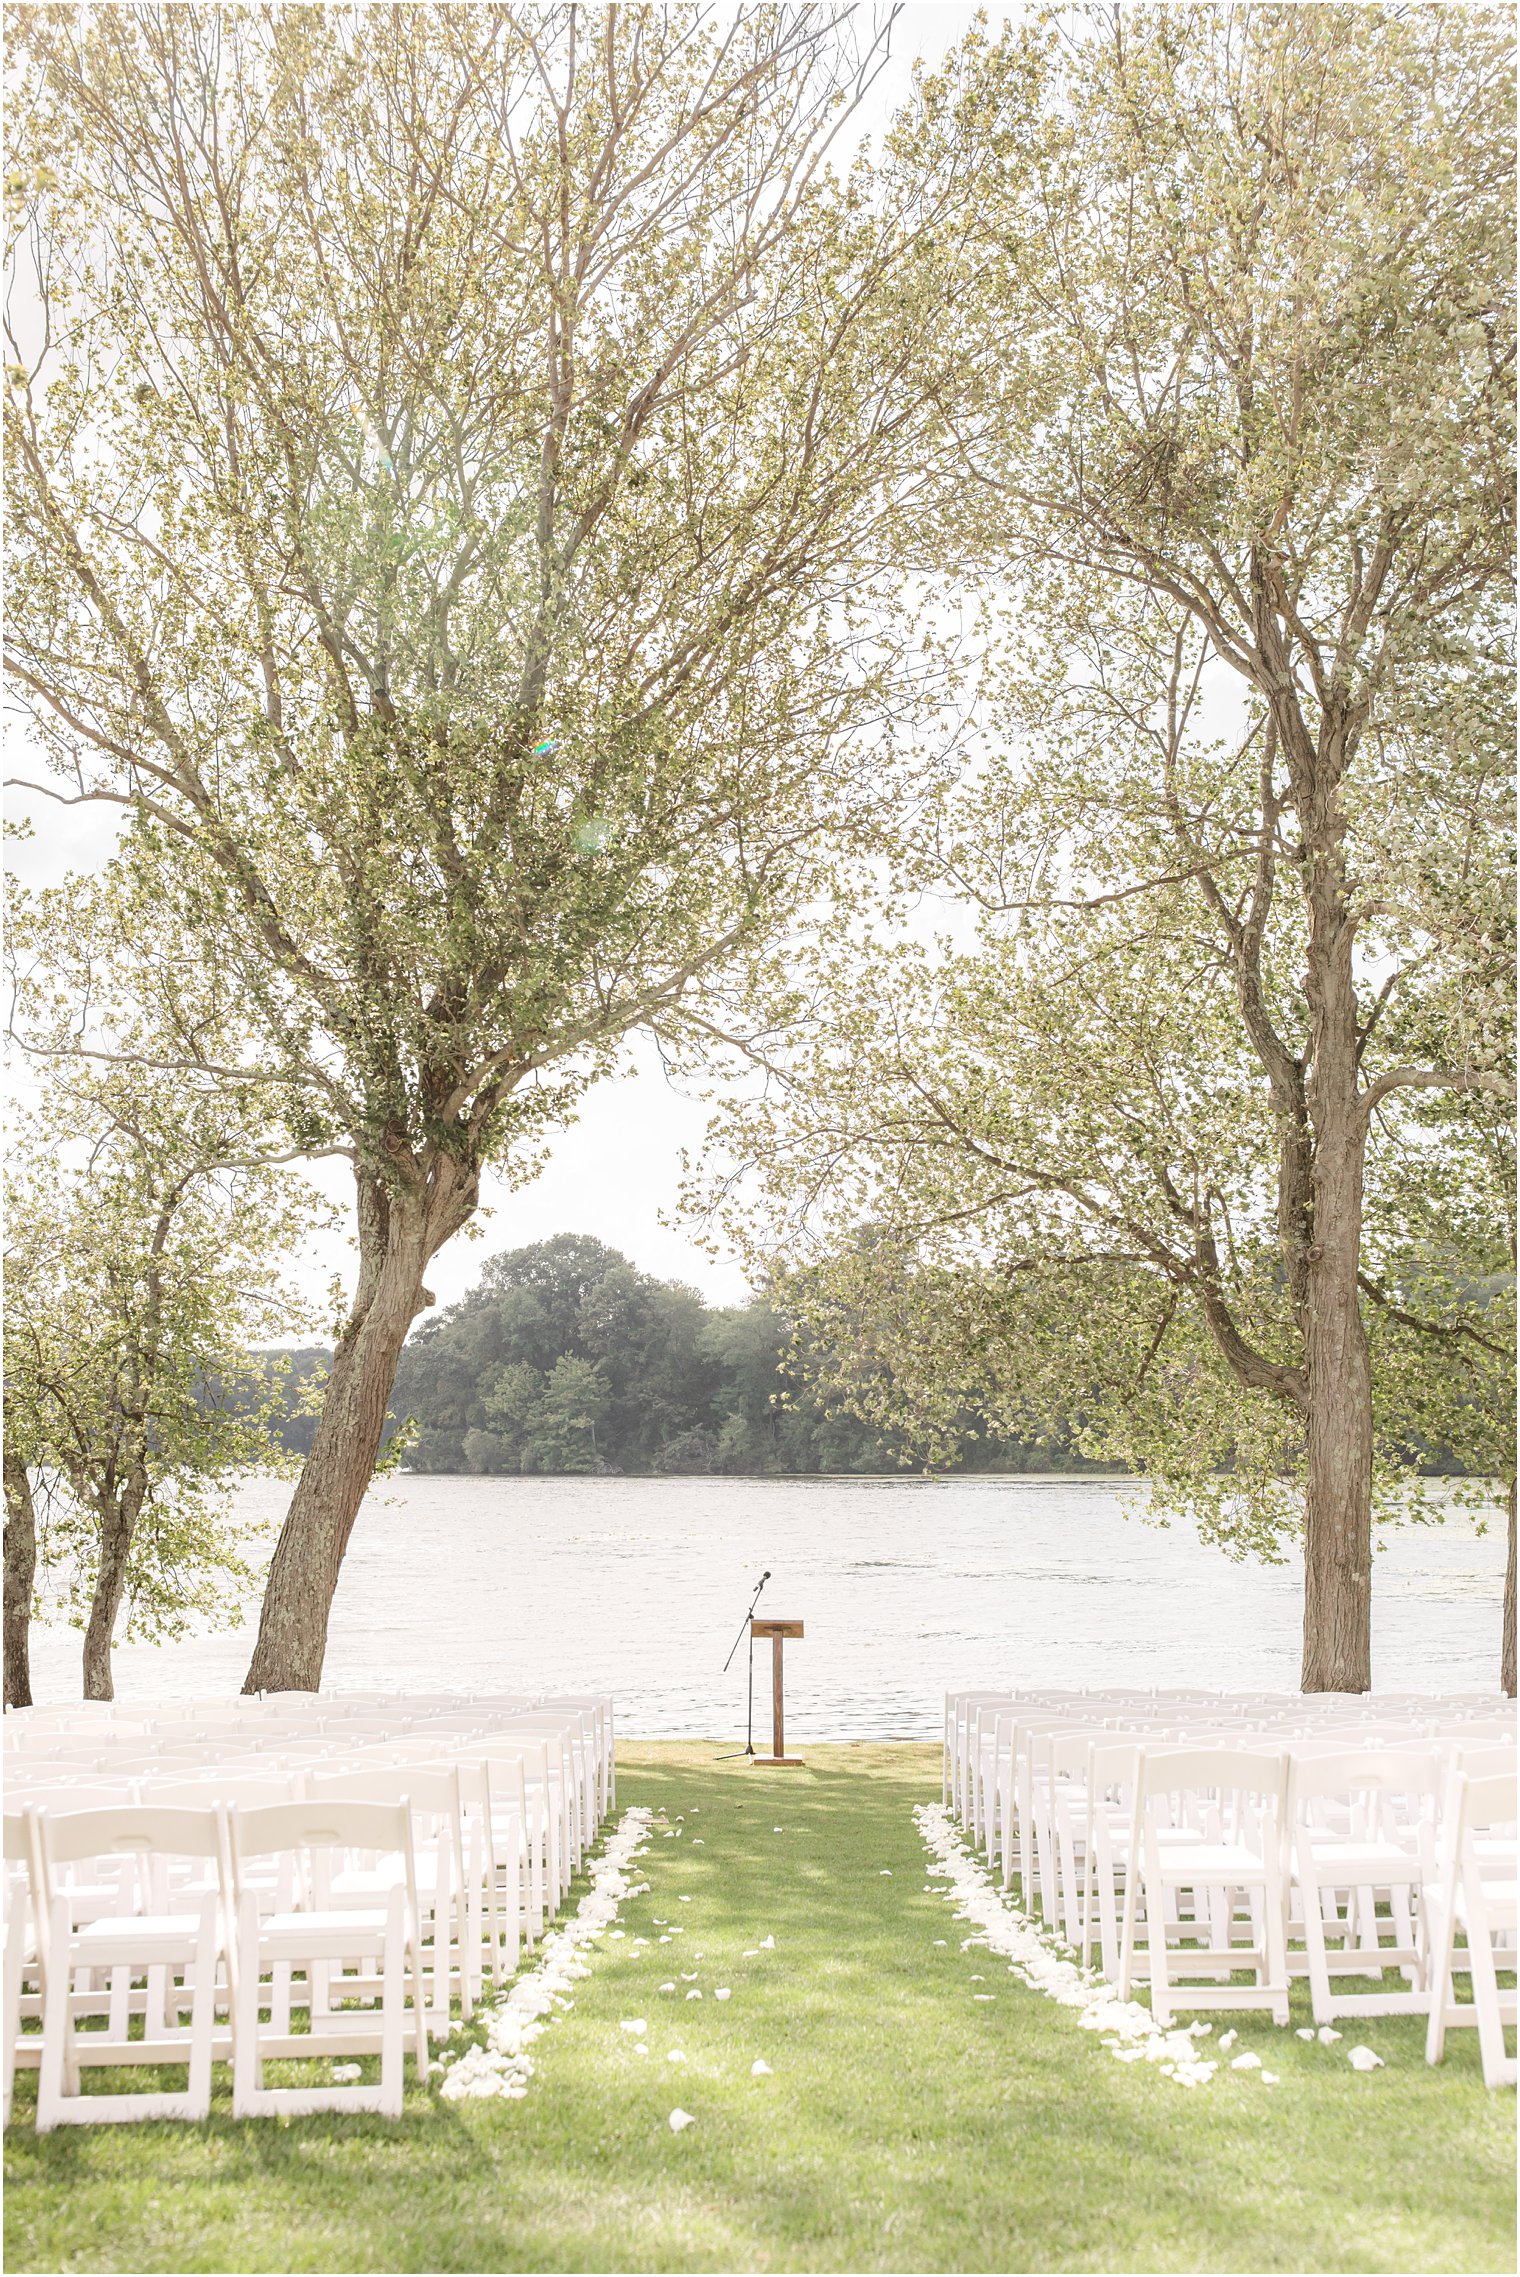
[750,1618,804,1764]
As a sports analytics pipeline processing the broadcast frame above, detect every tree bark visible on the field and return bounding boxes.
[1300,1118,1374,1691]
[1503,1476,1516,1700]
[82,1485,140,1702]
[3,1442,37,1709]
[1283,687,1374,1694]
[242,1153,470,1693]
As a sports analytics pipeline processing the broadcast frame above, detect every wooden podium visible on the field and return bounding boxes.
[751,1618,804,1764]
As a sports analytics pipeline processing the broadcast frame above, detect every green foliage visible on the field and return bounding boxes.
[3,1079,326,1655]
[306,1232,1105,1478]
[4,4,964,1220]
[693,6,1516,1565]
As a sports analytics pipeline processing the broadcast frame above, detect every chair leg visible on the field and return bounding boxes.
[233,1899,262,2118]
[1147,1877,1173,2028]
[380,1899,405,2119]
[408,1922,429,2084]
[1300,1871,1337,2024]
[186,1905,216,2119]
[1264,1873,1291,2026]
[1463,1901,1515,2090]
[34,1907,74,2137]
[1424,1897,1456,2067]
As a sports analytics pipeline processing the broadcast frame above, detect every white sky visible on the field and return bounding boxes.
[5,3,1021,1320]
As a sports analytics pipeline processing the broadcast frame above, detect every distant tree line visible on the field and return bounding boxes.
[251,1235,1114,1479]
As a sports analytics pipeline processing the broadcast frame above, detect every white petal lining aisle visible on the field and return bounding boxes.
[914,1802,1223,2090]
[438,1806,654,2101]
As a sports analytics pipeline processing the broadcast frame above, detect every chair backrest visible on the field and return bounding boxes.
[1452,1743,1519,1778]
[1288,1748,1441,1808]
[35,1803,224,1870]
[138,1773,298,1810]
[306,1765,461,1821]
[229,1799,411,1861]
[1138,1746,1288,1804]
[1455,1768,1518,1842]
[4,1777,144,1809]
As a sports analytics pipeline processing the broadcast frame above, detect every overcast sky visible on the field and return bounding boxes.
[6,2,1024,1321]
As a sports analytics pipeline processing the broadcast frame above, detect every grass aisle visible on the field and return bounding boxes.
[5,1742,1515,2275]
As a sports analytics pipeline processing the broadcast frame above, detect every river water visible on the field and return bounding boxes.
[24,1473,1511,1729]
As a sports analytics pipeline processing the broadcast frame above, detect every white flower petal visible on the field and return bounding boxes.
[751,2058,773,2077]
[668,2107,696,2132]
[1347,2045,1385,2072]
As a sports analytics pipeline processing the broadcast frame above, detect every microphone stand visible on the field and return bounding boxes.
[718,1571,770,1759]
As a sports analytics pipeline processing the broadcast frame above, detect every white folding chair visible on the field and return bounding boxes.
[1424,1768,1517,2090]
[33,1805,226,2131]
[306,1765,471,2027]
[227,1798,428,2119]
[3,1809,43,2127]
[1120,1747,1291,2027]
[1289,1748,1439,2023]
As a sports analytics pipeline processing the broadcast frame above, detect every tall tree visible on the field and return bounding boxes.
[5,5,972,1687]
[4,1075,323,1699]
[6,857,337,1696]
[700,5,1515,1689]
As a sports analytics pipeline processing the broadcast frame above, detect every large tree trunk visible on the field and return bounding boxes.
[3,1442,37,1709]
[1503,1476,1516,1700]
[82,1487,139,1702]
[1300,1140,1374,1692]
[243,1155,469,1694]
[1296,702,1373,1694]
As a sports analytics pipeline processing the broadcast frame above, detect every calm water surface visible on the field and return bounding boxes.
[26,1474,1511,1731]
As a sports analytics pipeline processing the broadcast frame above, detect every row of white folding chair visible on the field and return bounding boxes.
[147,1740,541,1984]
[1036,1719,1466,1921]
[945,1688,1513,1838]
[1085,1746,1514,2070]
[958,1693,1273,1863]
[6,1691,614,1816]
[1008,1713,1448,1935]
[369,1723,569,1927]
[12,1745,532,2011]
[985,1703,1505,1899]
[26,1715,587,1932]
[5,1797,432,2129]
[5,1767,428,2037]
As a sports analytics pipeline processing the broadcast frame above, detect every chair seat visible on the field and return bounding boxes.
[1152,1842,1268,1879]
[258,1907,396,1956]
[1299,1839,1422,1877]
[71,1913,212,1958]
[334,1857,449,1902]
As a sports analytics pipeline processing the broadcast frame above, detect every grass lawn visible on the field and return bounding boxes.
[5,1741,1515,2275]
